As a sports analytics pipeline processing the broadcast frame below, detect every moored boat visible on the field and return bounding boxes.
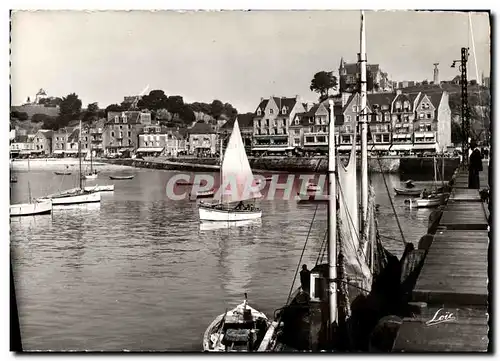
[191,189,216,199]
[203,294,270,352]
[84,184,115,192]
[198,119,262,221]
[10,199,52,217]
[109,174,135,180]
[54,171,72,176]
[393,187,423,196]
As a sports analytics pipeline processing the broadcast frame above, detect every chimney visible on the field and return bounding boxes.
[260,97,264,103]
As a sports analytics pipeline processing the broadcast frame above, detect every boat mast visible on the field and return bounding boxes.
[360,10,369,233]
[79,120,83,190]
[327,99,338,330]
[219,136,223,198]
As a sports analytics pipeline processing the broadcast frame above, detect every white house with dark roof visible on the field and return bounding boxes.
[252,96,306,154]
[188,122,217,156]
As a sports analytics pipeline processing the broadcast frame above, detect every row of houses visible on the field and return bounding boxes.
[10,87,453,158]
[250,87,452,154]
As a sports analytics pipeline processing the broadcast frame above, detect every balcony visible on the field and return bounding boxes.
[414,131,436,143]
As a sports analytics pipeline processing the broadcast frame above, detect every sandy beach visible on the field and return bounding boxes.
[11,158,132,172]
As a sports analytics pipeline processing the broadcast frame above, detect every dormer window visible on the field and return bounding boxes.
[270,109,274,114]
[295,118,299,125]
[282,106,287,114]
[395,101,402,111]
[114,116,119,123]
[257,109,261,116]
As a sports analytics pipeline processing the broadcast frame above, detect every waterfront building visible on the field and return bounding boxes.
[291,102,330,152]
[220,113,254,152]
[10,135,35,157]
[252,95,306,154]
[103,111,146,155]
[366,93,396,151]
[32,129,53,156]
[137,125,185,157]
[51,127,73,156]
[88,118,106,157]
[188,122,217,156]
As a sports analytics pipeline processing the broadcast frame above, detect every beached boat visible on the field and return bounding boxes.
[198,120,262,222]
[203,294,270,352]
[109,174,135,180]
[10,199,52,217]
[84,184,115,192]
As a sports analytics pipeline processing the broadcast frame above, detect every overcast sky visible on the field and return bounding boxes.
[10,10,490,112]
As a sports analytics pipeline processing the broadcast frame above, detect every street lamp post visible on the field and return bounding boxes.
[451,47,470,167]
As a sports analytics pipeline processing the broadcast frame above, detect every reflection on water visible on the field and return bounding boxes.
[10,168,438,351]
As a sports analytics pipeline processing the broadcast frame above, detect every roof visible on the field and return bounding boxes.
[366,92,397,109]
[342,62,380,75]
[35,129,53,138]
[189,122,215,134]
[221,113,254,130]
[67,129,80,142]
[426,91,444,109]
[13,135,29,143]
[255,96,298,115]
[107,111,142,124]
[255,99,269,113]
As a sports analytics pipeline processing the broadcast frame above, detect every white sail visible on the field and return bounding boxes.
[220,120,261,203]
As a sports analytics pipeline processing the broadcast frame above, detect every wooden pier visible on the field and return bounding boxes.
[393,162,490,352]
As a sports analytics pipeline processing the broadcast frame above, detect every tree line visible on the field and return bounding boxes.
[11,90,240,131]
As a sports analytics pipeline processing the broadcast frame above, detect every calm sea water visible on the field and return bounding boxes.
[10,163,438,351]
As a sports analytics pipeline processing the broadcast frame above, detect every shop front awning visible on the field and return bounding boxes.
[413,144,437,150]
[53,150,65,154]
[19,150,33,155]
[390,144,413,151]
[137,147,164,153]
[64,149,79,153]
[338,145,361,151]
[9,149,20,153]
[370,144,392,151]
[251,146,294,151]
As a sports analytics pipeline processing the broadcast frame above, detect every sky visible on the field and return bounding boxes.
[10,10,491,113]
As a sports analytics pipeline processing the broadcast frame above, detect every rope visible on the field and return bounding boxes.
[285,203,319,305]
[315,229,328,265]
[379,233,405,244]
[375,156,407,245]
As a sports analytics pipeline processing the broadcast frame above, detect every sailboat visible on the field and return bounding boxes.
[198,120,262,222]
[83,146,98,180]
[257,11,401,352]
[10,157,52,217]
[405,156,449,208]
[38,121,101,205]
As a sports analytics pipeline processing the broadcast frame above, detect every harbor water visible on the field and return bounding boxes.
[10,162,440,351]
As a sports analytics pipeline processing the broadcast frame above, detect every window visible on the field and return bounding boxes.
[342,135,351,144]
[395,101,402,111]
[352,105,357,112]
[346,115,351,123]
[295,118,299,125]
[120,125,123,130]
[129,132,132,137]
[111,131,115,137]
[114,116,119,123]
[426,113,432,119]
[382,134,390,142]
[345,125,351,133]
[294,138,300,145]
[317,136,326,143]
[128,139,132,145]
[420,113,424,119]
[305,136,315,143]
[282,107,287,114]
[257,109,261,116]
[270,109,274,114]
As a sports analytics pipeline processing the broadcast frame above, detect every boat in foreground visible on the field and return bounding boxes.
[40,189,101,205]
[10,200,52,217]
[199,202,262,221]
[393,187,422,196]
[109,175,134,180]
[405,192,449,208]
[203,294,270,352]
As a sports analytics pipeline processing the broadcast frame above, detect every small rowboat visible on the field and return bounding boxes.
[203,294,270,352]
[306,182,321,192]
[54,171,72,176]
[84,185,115,192]
[191,189,216,199]
[394,187,423,196]
[404,193,449,208]
[109,175,134,180]
[296,192,329,203]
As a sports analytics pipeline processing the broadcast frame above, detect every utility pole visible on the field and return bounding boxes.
[451,47,470,167]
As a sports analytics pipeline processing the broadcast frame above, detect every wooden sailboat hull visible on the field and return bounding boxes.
[10,200,52,217]
[394,188,422,196]
[41,191,101,205]
[83,174,98,180]
[405,193,448,208]
[199,204,262,221]
[192,189,216,199]
[54,172,72,176]
[84,185,115,192]
[203,302,270,352]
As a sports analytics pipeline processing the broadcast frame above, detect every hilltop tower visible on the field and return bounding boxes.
[433,63,439,84]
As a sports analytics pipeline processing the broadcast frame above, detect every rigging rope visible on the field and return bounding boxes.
[285,203,319,305]
[375,156,407,245]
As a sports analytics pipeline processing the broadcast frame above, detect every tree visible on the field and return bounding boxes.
[137,90,168,110]
[179,106,195,124]
[451,121,463,144]
[31,113,52,123]
[222,103,238,120]
[310,71,338,99]
[105,104,125,116]
[210,100,224,121]
[58,93,82,128]
[10,110,29,121]
[42,117,59,130]
[83,102,99,123]
[166,95,185,120]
